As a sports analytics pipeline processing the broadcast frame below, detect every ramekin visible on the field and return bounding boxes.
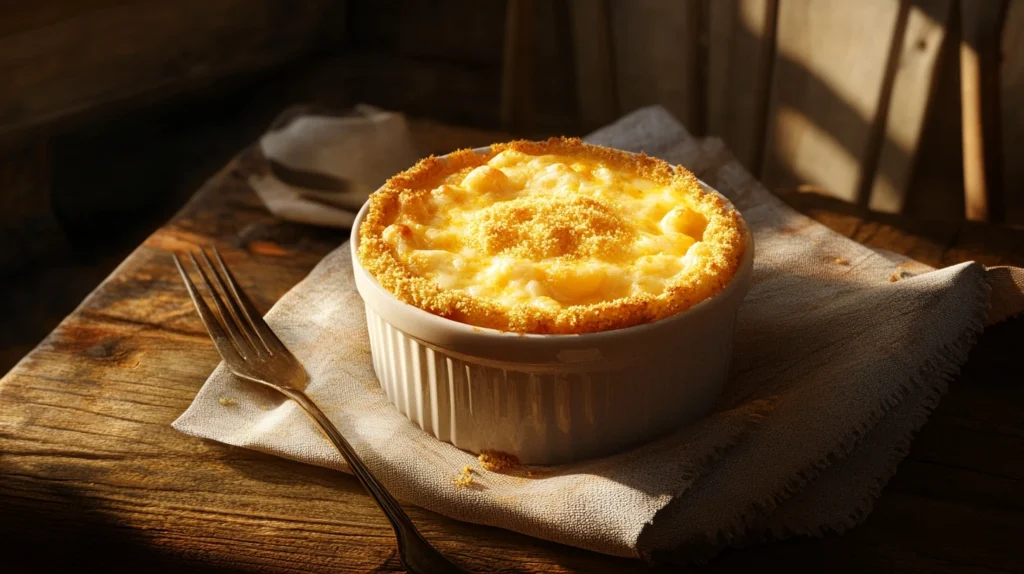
[350,150,754,464]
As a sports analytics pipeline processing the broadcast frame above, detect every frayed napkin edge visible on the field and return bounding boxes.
[639,261,991,564]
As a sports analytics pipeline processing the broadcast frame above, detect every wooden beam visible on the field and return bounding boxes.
[867,0,953,213]
[568,0,618,130]
[0,0,341,144]
[762,1,910,202]
[855,0,913,209]
[960,0,1009,221]
[998,0,1024,223]
[607,0,702,129]
[501,0,537,132]
[706,0,779,172]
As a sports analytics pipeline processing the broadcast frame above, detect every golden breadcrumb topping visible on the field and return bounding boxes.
[358,137,746,334]
[454,465,474,488]
[477,451,520,473]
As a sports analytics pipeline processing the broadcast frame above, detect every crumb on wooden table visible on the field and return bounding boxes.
[247,240,291,257]
[478,451,520,473]
[454,465,474,487]
[218,397,237,407]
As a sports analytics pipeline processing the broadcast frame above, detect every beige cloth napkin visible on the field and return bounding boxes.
[249,103,419,228]
[173,106,1023,563]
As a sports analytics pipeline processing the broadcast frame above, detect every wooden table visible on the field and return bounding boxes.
[2,122,1022,573]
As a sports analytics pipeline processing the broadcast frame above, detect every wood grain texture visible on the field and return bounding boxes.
[1000,0,1024,224]
[0,0,341,142]
[706,0,778,174]
[1,125,1022,573]
[762,0,905,202]
[868,0,953,213]
[607,0,702,130]
[776,188,1024,269]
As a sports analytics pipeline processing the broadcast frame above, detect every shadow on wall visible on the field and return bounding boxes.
[727,0,963,215]
[630,0,974,218]
[309,0,971,221]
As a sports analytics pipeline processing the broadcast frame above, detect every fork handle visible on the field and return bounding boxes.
[278,388,466,574]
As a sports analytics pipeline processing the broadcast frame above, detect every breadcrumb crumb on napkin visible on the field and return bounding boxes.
[478,451,520,473]
[454,465,474,488]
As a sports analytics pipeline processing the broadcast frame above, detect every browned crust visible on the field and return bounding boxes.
[357,137,746,334]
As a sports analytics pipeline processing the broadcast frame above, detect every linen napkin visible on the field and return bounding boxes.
[249,103,419,228]
[173,106,1023,562]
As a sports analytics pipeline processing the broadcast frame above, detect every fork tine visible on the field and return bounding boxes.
[188,252,253,360]
[173,254,245,365]
[199,249,262,356]
[211,245,289,356]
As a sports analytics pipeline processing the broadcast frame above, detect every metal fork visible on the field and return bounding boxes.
[174,247,465,574]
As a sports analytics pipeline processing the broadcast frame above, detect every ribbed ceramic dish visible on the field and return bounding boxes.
[351,149,754,464]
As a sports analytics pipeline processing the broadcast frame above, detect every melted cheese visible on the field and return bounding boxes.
[380,150,709,310]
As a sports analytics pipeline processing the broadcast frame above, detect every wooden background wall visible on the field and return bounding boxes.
[341,0,1023,226]
[0,0,346,273]
[556,0,1022,225]
[2,0,1022,278]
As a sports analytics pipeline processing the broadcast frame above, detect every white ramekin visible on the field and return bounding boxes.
[350,151,754,465]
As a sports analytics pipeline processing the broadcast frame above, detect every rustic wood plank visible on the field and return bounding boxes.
[607,0,702,130]
[867,0,953,213]
[774,188,1024,268]
[342,0,575,134]
[706,0,778,173]
[854,0,913,209]
[0,126,1021,572]
[0,0,341,142]
[302,55,505,131]
[762,1,906,202]
[959,0,1009,221]
[500,0,537,132]
[568,0,619,131]
[0,247,128,378]
[0,148,667,574]
[1000,0,1024,224]
[528,0,582,134]
[406,120,514,157]
[342,0,506,68]
[901,2,969,222]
